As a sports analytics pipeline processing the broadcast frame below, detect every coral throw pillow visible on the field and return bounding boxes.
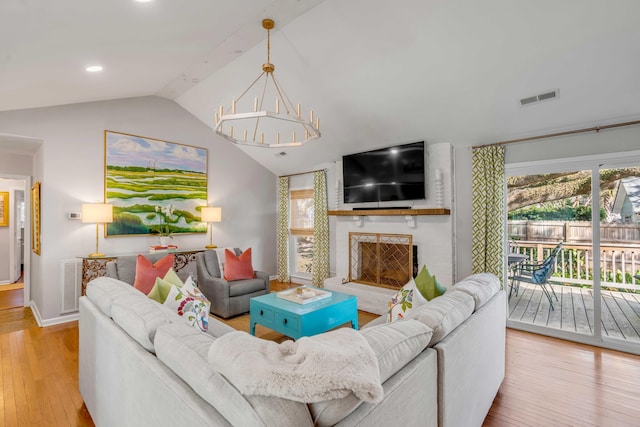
[133,254,175,295]
[224,248,256,281]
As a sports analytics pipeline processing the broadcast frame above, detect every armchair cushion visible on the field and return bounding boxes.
[229,278,268,297]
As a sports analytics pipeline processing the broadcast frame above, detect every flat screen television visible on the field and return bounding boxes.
[342,141,425,204]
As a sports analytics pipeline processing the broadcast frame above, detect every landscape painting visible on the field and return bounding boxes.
[104,130,208,237]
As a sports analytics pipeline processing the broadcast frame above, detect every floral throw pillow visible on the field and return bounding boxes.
[164,277,210,332]
[387,278,427,323]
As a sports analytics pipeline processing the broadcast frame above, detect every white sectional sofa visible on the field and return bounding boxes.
[79,273,505,427]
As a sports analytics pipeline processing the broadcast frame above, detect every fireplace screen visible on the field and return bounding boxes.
[349,232,413,290]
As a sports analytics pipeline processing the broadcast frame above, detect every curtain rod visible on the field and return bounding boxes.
[472,119,640,149]
[279,168,326,178]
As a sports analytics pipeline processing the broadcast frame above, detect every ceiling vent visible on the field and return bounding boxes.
[519,89,559,107]
[274,151,287,157]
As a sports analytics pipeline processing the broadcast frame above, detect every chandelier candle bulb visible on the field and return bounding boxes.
[276,98,279,114]
[316,117,320,131]
[310,110,314,123]
[261,133,264,144]
[305,129,309,139]
[292,131,296,143]
[254,97,258,112]
[229,126,233,138]
[297,104,301,118]
[243,130,247,142]
[219,105,223,118]
[214,113,219,124]
[232,99,236,114]
[277,133,280,144]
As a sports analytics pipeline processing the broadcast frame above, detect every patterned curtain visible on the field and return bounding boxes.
[471,146,505,283]
[312,170,329,288]
[277,177,290,282]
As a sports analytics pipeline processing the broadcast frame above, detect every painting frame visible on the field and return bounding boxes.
[31,182,41,255]
[104,130,209,237]
[0,191,8,227]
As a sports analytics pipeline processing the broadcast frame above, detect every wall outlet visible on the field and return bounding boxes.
[68,212,82,220]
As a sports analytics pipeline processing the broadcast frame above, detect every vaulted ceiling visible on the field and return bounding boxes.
[2,0,640,175]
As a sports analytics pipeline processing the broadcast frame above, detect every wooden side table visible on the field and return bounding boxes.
[79,249,204,295]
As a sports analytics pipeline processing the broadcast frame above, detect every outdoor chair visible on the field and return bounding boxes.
[510,242,563,310]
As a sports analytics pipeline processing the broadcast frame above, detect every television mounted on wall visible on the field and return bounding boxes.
[342,141,426,204]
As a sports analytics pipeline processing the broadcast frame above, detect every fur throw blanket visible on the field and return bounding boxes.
[207,329,383,403]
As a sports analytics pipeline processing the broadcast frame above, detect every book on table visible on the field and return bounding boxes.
[149,244,178,253]
[277,286,332,305]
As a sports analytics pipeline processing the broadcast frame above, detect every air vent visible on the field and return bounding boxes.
[519,89,559,107]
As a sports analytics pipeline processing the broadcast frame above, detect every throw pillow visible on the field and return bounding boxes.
[387,278,426,323]
[224,248,256,281]
[163,268,184,288]
[414,265,446,301]
[133,254,175,295]
[147,277,174,304]
[164,278,210,332]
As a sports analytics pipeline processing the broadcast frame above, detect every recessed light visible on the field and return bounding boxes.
[86,65,103,73]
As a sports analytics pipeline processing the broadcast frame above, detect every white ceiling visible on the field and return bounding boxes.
[2,0,640,174]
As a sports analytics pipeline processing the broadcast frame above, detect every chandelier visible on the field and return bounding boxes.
[214,19,321,148]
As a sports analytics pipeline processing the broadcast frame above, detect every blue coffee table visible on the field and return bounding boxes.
[249,288,358,340]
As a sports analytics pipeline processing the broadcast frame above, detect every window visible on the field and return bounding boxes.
[290,189,314,275]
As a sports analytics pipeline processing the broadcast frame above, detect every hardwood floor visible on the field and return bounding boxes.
[0,288,24,312]
[2,282,640,426]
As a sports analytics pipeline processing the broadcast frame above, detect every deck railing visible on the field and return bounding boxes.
[509,240,640,291]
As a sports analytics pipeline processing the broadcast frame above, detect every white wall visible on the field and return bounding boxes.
[328,143,455,286]
[0,96,277,323]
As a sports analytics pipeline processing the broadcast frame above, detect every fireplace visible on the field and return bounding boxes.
[348,232,416,290]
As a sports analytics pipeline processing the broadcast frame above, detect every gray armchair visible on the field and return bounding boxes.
[196,248,270,318]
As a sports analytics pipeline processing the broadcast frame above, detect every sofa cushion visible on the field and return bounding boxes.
[451,273,500,311]
[414,265,446,301]
[308,319,433,426]
[111,293,179,352]
[133,253,175,294]
[224,247,256,281]
[155,323,313,427]
[85,276,140,318]
[407,290,475,346]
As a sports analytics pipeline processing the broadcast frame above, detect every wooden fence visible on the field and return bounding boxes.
[508,220,640,243]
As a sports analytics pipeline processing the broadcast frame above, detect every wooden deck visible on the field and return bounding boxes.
[508,282,640,342]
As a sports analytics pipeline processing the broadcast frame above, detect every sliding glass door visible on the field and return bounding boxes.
[506,151,640,354]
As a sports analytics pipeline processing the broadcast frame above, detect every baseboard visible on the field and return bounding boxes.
[30,301,79,327]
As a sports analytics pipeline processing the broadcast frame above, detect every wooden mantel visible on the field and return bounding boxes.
[327,208,450,216]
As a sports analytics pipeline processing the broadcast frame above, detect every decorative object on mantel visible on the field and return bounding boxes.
[214,18,321,148]
[201,206,222,249]
[82,203,113,257]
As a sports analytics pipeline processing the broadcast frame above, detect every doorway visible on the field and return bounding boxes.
[505,150,640,355]
[0,176,29,310]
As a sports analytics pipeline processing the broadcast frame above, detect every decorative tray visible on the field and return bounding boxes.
[277,286,332,305]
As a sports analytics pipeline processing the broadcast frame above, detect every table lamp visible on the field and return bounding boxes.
[82,203,113,257]
[201,206,222,249]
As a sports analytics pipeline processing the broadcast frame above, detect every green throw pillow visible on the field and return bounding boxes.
[163,268,184,288]
[414,265,446,301]
[147,277,174,304]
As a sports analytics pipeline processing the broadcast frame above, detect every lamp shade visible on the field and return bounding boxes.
[201,206,222,223]
[82,203,113,223]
